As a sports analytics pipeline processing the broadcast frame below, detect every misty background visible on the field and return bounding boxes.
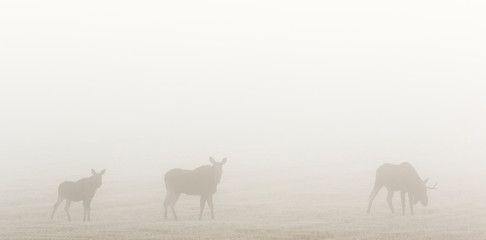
[1,0,485,193]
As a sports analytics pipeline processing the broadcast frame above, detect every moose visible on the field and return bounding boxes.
[367,162,437,215]
[164,157,227,221]
[50,169,106,221]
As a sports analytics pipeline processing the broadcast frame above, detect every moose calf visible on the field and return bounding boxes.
[51,169,106,221]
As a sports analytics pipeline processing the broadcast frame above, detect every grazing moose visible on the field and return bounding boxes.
[164,157,227,221]
[367,162,437,215]
[50,169,106,221]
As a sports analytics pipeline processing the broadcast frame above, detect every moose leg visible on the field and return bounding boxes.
[400,191,406,216]
[386,190,394,213]
[367,185,381,213]
[163,191,171,220]
[207,195,214,220]
[87,199,92,221]
[83,200,88,221]
[199,196,206,221]
[83,199,92,221]
[51,197,64,220]
[408,193,414,215]
[170,192,180,221]
[64,200,72,222]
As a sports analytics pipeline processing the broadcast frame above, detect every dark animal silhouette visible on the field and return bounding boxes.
[50,169,106,221]
[164,157,227,220]
[367,162,437,215]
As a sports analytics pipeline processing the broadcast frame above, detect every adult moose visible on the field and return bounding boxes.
[50,169,106,221]
[164,157,227,221]
[367,162,437,215]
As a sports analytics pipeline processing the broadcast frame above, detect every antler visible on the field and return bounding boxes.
[427,183,438,190]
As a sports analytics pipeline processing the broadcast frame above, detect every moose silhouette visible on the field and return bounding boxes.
[50,169,106,221]
[163,157,227,220]
[367,162,437,215]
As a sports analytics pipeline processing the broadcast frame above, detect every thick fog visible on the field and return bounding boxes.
[1,0,485,183]
[1,1,486,239]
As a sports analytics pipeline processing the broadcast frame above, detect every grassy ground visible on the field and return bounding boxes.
[1,169,485,240]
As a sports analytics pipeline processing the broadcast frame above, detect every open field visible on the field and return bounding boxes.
[2,0,485,239]
[1,167,485,240]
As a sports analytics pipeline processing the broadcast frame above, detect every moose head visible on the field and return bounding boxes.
[209,157,227,184]
[91,169,106,188]
[414,178,438,206]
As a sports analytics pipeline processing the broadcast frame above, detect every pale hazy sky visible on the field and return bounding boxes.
[1,1,485,181]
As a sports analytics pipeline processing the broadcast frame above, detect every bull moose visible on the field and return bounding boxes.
[50,169,106,221]
[164,157,227,220]
[367,162,437,215]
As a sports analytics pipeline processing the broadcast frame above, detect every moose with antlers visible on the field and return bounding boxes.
[367,162,437,215]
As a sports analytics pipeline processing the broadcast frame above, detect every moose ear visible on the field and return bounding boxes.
[221,158,227,164]
[91,169,96,175]
[423,178,429,184]
[100,169,106,175]
[209,157,216,164]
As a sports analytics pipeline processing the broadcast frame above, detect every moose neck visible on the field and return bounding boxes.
[86,176,101,189]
